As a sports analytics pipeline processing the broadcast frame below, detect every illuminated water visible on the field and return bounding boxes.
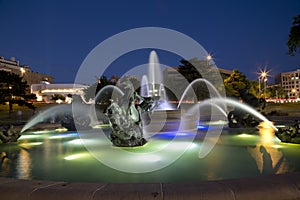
[1,125,300,183]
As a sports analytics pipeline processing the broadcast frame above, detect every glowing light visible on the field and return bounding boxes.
[259,122,276,146]
[19,142,43,149]
[55,128,68,132]
[93,124,111,129]
[27,142,43,146]
[49,133,78,139]
[203,120,228,126]
[19,134,43,140]
[206,55,212,61]
[17,149,31,179]
[64,153,90,160]
[20,67,25,75]
[237,133,254,138]
[155,131,196,139]
[272,144,283,149]
[258,68,270,79]
[197,125,208,130]
[275,125,286,128]
[32,130,55,134]
[67,139,83,145]
[258,121,274,129]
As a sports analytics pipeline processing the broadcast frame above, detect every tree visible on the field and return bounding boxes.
[177,59,203,83]
[0,70,36,115]
[118,75,140,91]
[83,76,116,101]
[224,69,250,97]
[177,58,222,100]
[268,85,286,99]
[248,80,259,97]
[287,14,300,56]
[51,94,66,102]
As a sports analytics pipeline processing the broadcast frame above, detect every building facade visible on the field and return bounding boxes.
[275,69,300,98]
[31,83,89,103]
[0,56,54,86]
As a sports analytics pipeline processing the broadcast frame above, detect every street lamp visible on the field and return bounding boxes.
[20,67,26,77]
[206,55,212,61]
[258,68,269,98]
[206,54,212,68]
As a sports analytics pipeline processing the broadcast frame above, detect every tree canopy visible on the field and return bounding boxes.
[224,69,250,97]
[0,70,36,113]
[287,14,300,56]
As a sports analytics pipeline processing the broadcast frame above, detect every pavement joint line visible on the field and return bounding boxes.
[28,181,66,197]
[91,184,107,199]
[217,181,237,200]
[160,183,164,200]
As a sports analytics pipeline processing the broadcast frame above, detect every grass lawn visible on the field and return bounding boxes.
[0,102,55,126]
[264,102,300,116]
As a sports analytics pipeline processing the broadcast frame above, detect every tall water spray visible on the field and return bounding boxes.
[146,51,174,110]
[148,51,162,98]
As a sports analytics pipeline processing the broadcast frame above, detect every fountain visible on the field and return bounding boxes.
[16,50,290,177]
[141,51,174,110]
[105,80,153,147]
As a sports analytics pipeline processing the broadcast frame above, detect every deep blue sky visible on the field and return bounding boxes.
[0,0,299,83]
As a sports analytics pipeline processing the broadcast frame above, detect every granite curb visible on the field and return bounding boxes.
[0,172,299,200]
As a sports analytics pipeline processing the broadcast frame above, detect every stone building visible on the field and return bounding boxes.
[275,69,300,98]
[0,56,54,86]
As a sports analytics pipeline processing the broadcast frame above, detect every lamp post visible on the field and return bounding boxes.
[206,55,212,67]
[20,67,26,77]
[258,77,261,97]
[8,85,13,117]
[258,69,269,98]
[264,77,268,98]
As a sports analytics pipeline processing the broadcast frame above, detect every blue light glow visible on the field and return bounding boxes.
[197,125,209,130]
[154,131,197,139]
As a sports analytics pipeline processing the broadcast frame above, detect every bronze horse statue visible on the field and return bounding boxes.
[228,88,266,128]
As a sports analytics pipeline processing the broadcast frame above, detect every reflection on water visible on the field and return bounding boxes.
[0,152,12,176]
[248,122,288,175]
[17,149,31,179]
[0,127,299,183]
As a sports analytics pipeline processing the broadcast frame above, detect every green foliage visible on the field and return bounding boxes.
[248,80,259,97]
[83,75,121,103]
[177,58,221,100]
[224,69,250,97]
[0,70,36,112]
[177,59,203,83]
[51,94,66,101]
[268,85,287,98]
[287,14,300,56]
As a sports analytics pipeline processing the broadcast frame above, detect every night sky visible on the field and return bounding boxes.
[0,0,299,84]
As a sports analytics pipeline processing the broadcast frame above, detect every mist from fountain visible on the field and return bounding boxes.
[94,85,124,103]
[197,98,277,131]
[177,78,225,109]
[21,104,71,133]
[145,50,174,110]
[140,75,150,97]
[178,97,278,159]
[148,51,162,97]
